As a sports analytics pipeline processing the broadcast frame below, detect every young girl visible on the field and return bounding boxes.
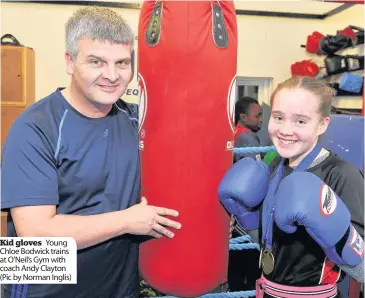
[257,76,364,297]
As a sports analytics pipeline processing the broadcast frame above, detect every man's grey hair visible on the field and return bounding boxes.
[65,6,134,59]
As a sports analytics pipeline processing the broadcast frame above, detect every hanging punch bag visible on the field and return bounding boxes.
[138,1,238,297]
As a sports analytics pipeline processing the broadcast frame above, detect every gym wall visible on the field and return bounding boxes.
[322,5,364,110]
[1,2,363,110]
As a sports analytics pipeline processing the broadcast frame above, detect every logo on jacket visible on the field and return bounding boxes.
[349,227,364,257]
[138,73,147,133]
[320,185,337,217]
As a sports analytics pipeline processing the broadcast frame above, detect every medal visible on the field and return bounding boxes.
[261,249,275,275]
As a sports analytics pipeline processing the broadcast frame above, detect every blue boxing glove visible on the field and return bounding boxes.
[218,158,270,230]
[274,172,364,267]
[339,72,363,94]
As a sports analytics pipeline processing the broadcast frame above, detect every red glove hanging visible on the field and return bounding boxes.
[291,60,320,77]
[306,31,325,54]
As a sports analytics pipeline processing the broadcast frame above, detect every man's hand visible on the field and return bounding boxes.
[122,197,182,239]
[229,215,235,239]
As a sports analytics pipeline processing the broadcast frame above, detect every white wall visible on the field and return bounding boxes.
[1,2,364,109]
[236,15,322,86]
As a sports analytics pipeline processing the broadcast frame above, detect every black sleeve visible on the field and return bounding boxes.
[328,162,364,238]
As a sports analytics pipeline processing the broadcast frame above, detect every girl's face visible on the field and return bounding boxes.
[268,88,330,166]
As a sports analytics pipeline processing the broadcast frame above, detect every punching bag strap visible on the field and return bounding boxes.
[145,1,163,47]
[211,1,228,48]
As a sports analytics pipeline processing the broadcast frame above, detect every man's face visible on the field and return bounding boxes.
[243,103,263,132]
[66,37,133,107]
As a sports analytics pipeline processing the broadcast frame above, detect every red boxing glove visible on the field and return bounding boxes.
[339,27,357,40]
[337,26,357,45]
[291,60,320,77]
[306,31,325,54]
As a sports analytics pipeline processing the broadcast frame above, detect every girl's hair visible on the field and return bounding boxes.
[270,76,334,117]
[234,96,259,126]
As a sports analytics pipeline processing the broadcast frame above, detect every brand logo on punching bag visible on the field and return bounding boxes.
[320,185,337,217]
[138,73,147,133]
[227,76,236,133]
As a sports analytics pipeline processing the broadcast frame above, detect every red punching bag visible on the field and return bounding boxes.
[138,1,238,297]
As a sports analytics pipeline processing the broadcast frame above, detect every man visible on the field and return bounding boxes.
[1,7,181,298]
[233,96,263,162]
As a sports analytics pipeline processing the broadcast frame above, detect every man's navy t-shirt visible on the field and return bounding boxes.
[1,89,141,298]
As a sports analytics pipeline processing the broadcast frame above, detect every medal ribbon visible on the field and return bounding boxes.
[262,142,322,251]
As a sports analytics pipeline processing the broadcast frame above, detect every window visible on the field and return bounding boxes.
[238,85,259,100]
[236,77,273,105]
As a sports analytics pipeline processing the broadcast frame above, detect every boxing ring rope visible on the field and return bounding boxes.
[229,235,260,250]
[233,146,276,154]
[159,291,256,298]
[159,290,257,298]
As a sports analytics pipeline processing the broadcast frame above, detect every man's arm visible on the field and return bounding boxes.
[11,198,180,250]
[11,206,127,249]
